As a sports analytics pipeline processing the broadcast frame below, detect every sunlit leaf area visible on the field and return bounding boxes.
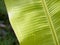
[3,0,60,45]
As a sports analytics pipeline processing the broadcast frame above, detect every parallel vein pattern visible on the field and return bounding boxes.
[4,0,60,45]
[41,0,59,45]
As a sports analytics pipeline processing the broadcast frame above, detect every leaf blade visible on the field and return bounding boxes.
[4,0,60,45]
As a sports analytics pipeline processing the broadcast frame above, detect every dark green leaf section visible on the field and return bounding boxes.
[0,0,19,45]
[0,0,7,14]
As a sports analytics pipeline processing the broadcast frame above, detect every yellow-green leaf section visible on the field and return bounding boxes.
[4,0,60,45]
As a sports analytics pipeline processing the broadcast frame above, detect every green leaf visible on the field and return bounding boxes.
[0,0,7,14]
[4,0,60,45]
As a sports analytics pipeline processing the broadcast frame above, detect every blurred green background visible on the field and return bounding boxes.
[0,0,19,45]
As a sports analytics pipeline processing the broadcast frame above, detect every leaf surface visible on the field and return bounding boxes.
[4,0,60,45]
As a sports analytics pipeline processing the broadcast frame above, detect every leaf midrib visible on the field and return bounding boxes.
[41,0,59,45]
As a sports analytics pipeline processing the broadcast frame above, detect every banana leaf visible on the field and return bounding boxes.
[4,0,60,45]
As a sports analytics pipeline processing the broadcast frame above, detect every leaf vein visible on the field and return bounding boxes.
[41,0,59,45]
